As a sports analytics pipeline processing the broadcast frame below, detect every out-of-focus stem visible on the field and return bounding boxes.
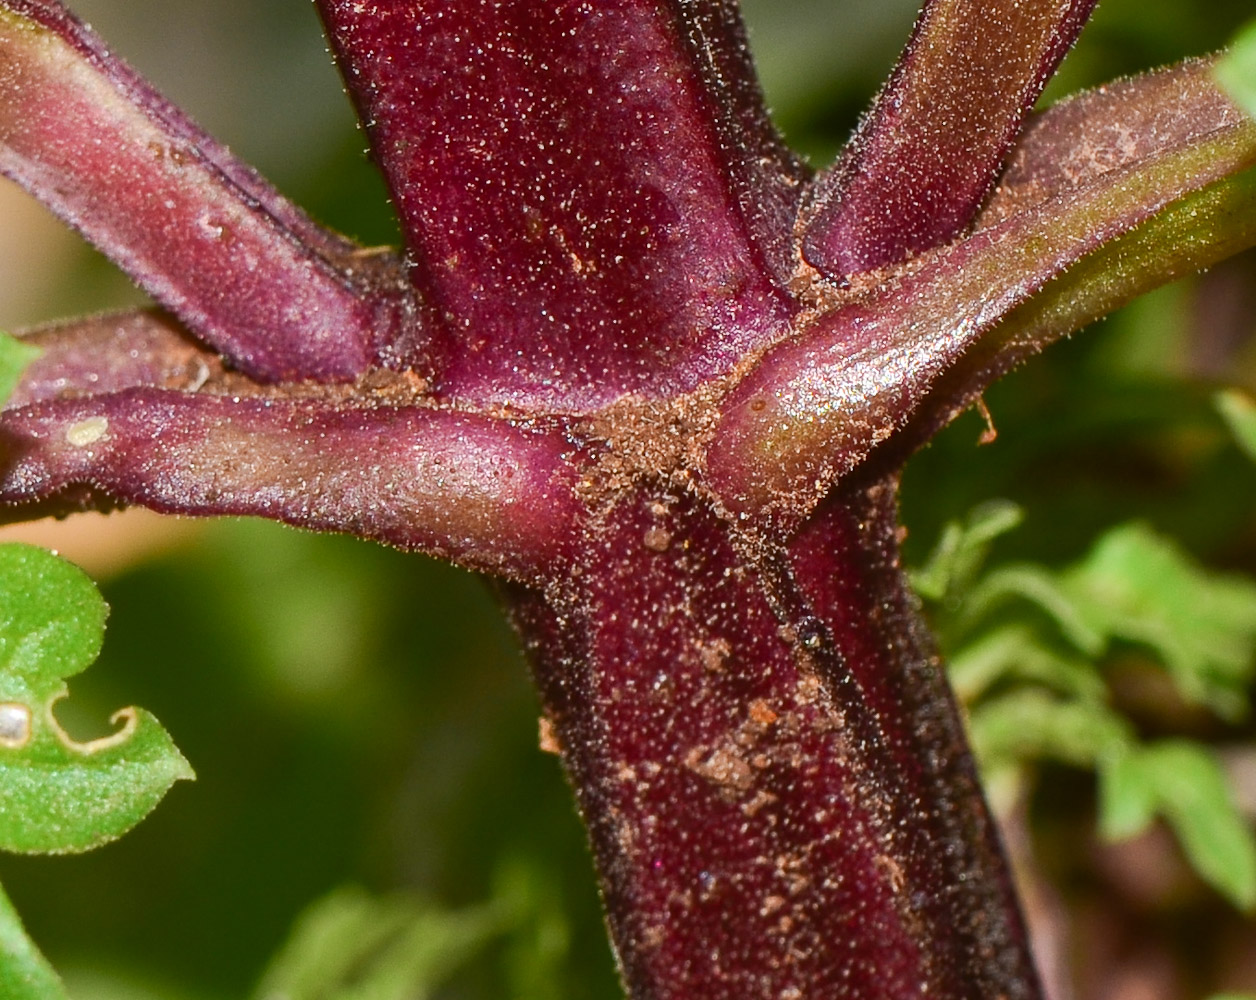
[0,1,413,383]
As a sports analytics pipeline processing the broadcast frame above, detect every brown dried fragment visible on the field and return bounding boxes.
[538,714,562,755]
[643,525,672,551]
[876,853,908,895]
[684,743,755,794]
[748,698,779,726]
[641,924,666,951]
[760,894,787,916]
[698,637,731,673]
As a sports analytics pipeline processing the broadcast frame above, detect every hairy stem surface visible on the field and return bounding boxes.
[508,477,1039,999]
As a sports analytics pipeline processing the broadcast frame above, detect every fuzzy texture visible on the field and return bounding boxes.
[0,0,1255,997]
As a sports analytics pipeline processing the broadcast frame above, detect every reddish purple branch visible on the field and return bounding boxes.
[1,1,1254,997]
[710,62,1256,525]
[316,0,804,409]
[801,0,1096,281]
[0,369,582,577]
[512,479,1037,999]
[0,0,416,382]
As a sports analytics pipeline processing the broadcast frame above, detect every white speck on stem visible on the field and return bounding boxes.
[65,416,109,447]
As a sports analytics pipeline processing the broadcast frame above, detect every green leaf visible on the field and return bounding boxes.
[1097,749,1159,841]
[0,332,38,409]
[960,564,1106,654]
[1063,524,1256,718]
[1099,741,1256,911]
[0,880,68,1000]
[1215,387,1256,463]
[910,499,1023,601]
[943,519,1256,717]
[948,624,1105,705]
[967,689,1133,773]
[1217,19,1256,120]
[252,886,507,1000]
[0,543,193,854]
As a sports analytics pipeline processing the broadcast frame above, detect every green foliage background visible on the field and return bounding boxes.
[2,0,1256,997]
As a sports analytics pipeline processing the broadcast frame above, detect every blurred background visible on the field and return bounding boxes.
[0,0,1254,997]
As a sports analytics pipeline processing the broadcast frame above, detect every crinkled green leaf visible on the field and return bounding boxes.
[254,860,574,1000]
[0,543,192,854]
[909,499,1023,601]
[252,886,506,1000]
[949,519,1256,717]
[967,689,1133,772]
[0,332,38,408]
[1063,524,1256,718]
[0,880,67,1000]
[948,624,1106,704]
[960,564,1105,654]
[1216,388,1256,463]
[1099,741,1256,910]
[1217,19,1256,119]
[921,504,1256,909]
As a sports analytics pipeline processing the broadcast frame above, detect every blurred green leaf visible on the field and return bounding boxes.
[1063,524,1256,718]
[909,500,1023,601]
[967,689,1133,772]
[1099,741,1256,910]
[1098,751,1160,841]
[254,858,579,1000]
[962,564,1106,654]
[921,503,1256,910]
[948,625,1106,704]
[0,332,37,407]
[1216,388,1256,462]
[943,519,1256,718]
[252,886,506,1000]
[0,882,66,1000]
[0,544,193,854]
[1217,18,1256,118]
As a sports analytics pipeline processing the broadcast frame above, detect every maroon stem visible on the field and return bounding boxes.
[315,0,801,409]
[0,0,413,382]
[801,0,1095,281]
[507,476,1038,999]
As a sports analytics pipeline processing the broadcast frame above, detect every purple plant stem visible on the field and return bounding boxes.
[801,0,1096,281]
[7,310,214,407]
[2,0,1255,994]
[316,0,805,409]
[0,389,580,577]
[509,478,1038,1000]
[0,0,414,382]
